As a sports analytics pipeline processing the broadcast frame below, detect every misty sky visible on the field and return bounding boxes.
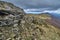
[1,0,60,13]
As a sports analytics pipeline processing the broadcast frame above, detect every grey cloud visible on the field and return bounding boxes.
[1,0,60,9]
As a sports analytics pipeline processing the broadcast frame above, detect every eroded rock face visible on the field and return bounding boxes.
[0,1,25,26]
[0,1,25,40]
[0,11,24,26]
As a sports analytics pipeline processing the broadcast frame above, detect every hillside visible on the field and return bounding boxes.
[0,1,60,40]
[23,14,60,40]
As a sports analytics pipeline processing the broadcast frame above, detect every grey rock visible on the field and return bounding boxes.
[0,1,25,27]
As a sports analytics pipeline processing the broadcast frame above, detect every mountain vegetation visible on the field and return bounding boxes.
[0,1,60,40]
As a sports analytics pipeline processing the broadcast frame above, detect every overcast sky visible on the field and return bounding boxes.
[1,0,60,13]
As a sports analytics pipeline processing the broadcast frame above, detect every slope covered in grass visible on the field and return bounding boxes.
[0,1,60,40]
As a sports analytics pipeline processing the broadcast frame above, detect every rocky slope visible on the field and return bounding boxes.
[0,1,60,40]
[0,1,25,26]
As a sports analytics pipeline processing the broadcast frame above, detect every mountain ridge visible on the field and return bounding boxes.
[0,1,60,40]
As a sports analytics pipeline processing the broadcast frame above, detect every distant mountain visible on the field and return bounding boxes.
[50,13,60,19]
[44,12,60,28]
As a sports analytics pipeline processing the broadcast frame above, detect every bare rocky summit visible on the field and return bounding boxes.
[0,1,60,40]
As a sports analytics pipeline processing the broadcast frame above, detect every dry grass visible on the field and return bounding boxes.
[0,14,60,40]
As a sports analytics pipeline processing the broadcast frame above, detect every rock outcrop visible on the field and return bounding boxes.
[0,1,25,26]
